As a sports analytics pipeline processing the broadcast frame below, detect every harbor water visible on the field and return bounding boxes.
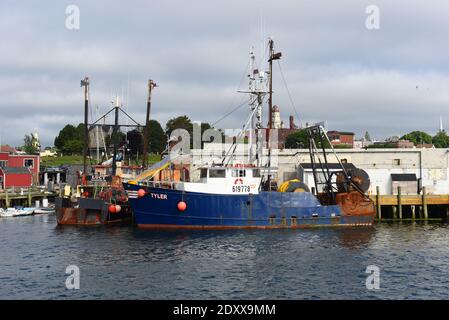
[1,214,448,299]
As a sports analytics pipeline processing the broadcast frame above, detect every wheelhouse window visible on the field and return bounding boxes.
[232,169,246,177]
[0,160,7,168]
[209,169,226,178]
[200,168,208,178]
[252,169,261,177]
[24,159,34,168]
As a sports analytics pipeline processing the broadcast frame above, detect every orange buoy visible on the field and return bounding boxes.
[137,189,146,197]
[108,205,117,213]
[177,201,187,211]
[115,205,122,213]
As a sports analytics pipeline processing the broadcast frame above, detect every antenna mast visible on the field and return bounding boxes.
[237,47,268,167]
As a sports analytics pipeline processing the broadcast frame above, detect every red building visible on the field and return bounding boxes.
[327,131,355,147]
[0,152,40,188]
[0,167,33,188]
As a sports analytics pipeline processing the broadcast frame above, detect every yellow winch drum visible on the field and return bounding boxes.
[278,179,310,193]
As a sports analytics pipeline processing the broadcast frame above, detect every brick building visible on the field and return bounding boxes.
[327,131,355,147]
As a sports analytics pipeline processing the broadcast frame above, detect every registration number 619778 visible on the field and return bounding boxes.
[232,185,250,193]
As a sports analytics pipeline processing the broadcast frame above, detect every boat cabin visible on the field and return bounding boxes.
[176,166,263,194]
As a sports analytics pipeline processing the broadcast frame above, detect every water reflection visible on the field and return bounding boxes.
[335,227,376,250]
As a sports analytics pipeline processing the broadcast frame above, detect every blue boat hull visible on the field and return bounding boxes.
[123,183,374,229]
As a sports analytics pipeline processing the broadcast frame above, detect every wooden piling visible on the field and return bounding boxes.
[27,188,32,207]
[376,186,381,220]
[411,205,416,220]
[422,186,428,220]
[392,205,398,220]
[397,186,402,220]
[5,189,9,207]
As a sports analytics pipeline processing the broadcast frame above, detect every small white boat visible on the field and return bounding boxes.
[0,207,35,217]
[0,208,14,217]
[23,207,36,214]
[34,207,56,215]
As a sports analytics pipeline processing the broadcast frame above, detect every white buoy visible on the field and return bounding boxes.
[42,198,49,208]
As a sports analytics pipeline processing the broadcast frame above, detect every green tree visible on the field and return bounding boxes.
[284,129,331,149]
[432,130,449,148]
[285,130,309,148]
[148,119,166,154]
[400,131,432,145]
[364,131,371,141]
[54,123,85,155]
[165,115,193,138]
[61,139,84,155]
[23,133,40,154]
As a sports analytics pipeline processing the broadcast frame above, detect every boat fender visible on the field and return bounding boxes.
[108,205,117,213]
[115,205,122,213]
[177,201,187,212]
[137,189,147,197]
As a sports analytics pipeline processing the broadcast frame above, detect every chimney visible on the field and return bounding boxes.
[289,115,297,129]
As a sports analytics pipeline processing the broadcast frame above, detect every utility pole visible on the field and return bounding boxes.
[81,77,89,175]
[142,79,157,167]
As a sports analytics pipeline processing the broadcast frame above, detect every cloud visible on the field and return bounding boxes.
[1,0,449,147]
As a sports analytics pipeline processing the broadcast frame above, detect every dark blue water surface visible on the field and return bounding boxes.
[1,214,449,299]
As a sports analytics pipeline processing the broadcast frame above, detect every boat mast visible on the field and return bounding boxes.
[111,96,120,176]
[266,40,281,184]
[142,79,157,168]
[81,77,89,175]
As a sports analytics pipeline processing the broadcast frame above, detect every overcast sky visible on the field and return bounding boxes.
[1,0,449,147]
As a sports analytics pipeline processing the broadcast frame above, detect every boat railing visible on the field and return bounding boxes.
[139,180,181,190]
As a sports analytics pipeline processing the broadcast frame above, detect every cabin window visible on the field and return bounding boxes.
[232,169,246,177]
[0,160,7,168]
[252,169,261,177]
[24,159,34,168]
[393,159,401,166]
[209,169,226,178]
[200,168,208,178]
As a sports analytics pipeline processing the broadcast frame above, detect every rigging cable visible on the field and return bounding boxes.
[211,98,251,127]
[277,60,303,128]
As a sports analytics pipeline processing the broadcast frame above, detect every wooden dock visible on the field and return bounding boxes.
[370,186,449,221]
[0,188,59,208]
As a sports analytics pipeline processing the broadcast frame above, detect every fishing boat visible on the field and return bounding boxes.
[55,78,140,226]
[123,40,376,229]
